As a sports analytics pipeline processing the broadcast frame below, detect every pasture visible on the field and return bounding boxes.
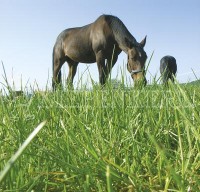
[0,82,200,191]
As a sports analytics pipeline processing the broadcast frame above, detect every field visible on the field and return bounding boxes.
[0,82,200,191]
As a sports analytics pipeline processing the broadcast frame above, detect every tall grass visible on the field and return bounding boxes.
[0,81,200,191]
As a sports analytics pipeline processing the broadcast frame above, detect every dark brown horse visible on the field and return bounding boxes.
[160,55,177,84]
[52,14,147,90]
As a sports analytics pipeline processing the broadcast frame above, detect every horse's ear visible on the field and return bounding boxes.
[125,37,133,48]
[140,36,147,48]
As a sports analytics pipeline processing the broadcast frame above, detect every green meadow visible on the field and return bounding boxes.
[0,82,200,191]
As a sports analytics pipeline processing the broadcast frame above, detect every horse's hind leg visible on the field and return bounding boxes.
[170,72,176,83]
[52,57,65,90]
[67,61,78,89]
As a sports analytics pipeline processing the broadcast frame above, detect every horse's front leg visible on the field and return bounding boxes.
[106,54,118,79]
[96,51,107,85]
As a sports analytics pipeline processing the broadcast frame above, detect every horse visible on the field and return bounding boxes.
[52,14,147,90]
[160,55,177,84]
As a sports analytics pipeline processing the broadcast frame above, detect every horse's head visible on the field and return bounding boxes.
[126,36,147,86]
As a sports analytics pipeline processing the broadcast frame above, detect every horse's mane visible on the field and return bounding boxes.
[105,15,137,46]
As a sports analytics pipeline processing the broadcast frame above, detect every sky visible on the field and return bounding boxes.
[0,0,200,91]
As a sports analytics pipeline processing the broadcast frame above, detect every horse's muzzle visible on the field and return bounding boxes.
[131,70,147,86]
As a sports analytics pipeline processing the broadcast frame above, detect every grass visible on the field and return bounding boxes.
[0,81,200,191]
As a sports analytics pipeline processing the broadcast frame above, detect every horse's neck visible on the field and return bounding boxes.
[112,28,137,53]
[117,36,136,53]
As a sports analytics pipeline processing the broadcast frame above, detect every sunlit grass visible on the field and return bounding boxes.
[0,79,200,191]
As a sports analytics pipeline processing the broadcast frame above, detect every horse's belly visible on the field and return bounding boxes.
[65,45,96,63]
[71,53,96,63]
[77,50,96,63]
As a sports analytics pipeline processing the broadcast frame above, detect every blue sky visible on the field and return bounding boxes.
[0,0,200,91]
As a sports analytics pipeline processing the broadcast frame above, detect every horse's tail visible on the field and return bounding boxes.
[52,45,56,90]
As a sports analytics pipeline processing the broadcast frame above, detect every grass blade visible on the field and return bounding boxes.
[0,121,46,182]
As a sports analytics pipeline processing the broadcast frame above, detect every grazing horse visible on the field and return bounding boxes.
[52,14,147,90]
[160,55,177,83]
